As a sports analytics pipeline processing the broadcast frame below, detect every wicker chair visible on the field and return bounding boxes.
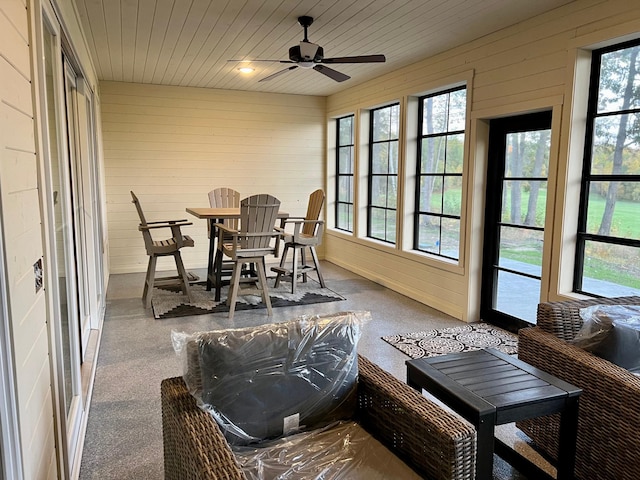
[517,296,640,480]
[162,354,477,480]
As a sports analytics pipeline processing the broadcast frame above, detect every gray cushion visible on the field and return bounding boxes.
[196,312,364,445]
[573,305,640,373]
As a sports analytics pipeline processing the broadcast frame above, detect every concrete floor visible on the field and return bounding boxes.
[78,261,548,479]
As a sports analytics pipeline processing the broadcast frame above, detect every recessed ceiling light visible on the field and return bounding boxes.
[238,67,254,74]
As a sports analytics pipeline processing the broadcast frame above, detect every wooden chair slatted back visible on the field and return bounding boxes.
[240,194,280,250]
[208,188,240,230]
[131,191,154,252]
[303,189,325,236]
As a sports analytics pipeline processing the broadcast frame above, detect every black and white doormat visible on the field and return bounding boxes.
[382,323,518,359]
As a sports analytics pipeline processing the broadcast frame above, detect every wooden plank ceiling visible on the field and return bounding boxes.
[73,0,575,96]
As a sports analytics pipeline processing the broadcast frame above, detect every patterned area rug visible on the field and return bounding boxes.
[381,323,518,359]
[151,280,345,319]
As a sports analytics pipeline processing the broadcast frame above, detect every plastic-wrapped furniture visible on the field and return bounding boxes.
[162,312,477,480]
[518,296,640,480]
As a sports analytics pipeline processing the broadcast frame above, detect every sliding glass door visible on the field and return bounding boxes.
[38,2,106,473]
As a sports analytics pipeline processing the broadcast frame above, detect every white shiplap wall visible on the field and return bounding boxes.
[101,82,326,274]
[0,0,57,478]
[325,0,640,321]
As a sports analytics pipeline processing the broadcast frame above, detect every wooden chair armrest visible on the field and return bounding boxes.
[215,224,238,235]
[217,226,281,256]
[139,221,192,230]
[146,219,190,225]
[280,219,324,243]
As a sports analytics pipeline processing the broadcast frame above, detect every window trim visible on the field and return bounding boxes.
[367,103,400,244]
[574,38,640,295]
[413,86,466,261]
[335,114,355,232]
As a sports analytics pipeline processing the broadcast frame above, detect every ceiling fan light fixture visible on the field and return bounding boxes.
[228,15,386,83]
[237,66,255,74]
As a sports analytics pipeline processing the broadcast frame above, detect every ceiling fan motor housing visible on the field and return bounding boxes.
[289,43,324,63]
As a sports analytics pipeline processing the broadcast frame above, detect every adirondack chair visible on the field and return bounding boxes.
[130,191,194,308]
[272,189,326,293]
[215,194,281,319]
[206,188,241,292]
[207,187,241,232]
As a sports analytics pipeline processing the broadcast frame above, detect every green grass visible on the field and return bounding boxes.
[495,188,640,289]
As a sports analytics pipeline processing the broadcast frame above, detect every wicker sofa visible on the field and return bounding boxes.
[161,353,477,480]
[517,296,640,480]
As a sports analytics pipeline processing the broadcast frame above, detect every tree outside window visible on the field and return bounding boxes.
[576,40,640,296]
[415,87,466,260]
[336,115,354,232]
[368,104,400,243]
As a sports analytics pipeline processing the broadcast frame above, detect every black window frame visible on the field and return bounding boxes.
[574,38,640,295]
[414,86,466,261]
[335,114,355,232]
[367,103,400,244]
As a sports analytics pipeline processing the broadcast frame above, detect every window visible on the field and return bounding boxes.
[575,40,640,296]
[414,87,466,260]
[336,115,354,232]
[368,103,400,243]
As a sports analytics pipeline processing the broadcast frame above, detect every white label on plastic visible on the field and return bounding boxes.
[283,413,300,435]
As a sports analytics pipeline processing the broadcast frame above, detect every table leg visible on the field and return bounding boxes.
[475,412,495,480]
[206,219,216,291]
[213,246,223,302]
[556,395,580,480]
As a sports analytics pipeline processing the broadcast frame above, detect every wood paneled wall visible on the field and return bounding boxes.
[101,82,326,274]
[325,0,640,321]
[0,0,56,477]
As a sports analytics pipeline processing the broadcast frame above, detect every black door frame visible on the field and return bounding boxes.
[480,111,552,333]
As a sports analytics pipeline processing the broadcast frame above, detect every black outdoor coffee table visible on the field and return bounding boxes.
[406,348,581,480]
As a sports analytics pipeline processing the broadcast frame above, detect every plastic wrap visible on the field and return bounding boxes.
[171,311,369,446]
[573,304,640,373]
[232,421,422,480]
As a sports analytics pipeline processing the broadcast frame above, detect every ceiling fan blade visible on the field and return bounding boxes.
[313,65,350,82]
[227,59,294,63]
[258,65,298,82]
[320,54,386,64]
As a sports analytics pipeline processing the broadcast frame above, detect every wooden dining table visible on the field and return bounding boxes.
[186,207,289,300]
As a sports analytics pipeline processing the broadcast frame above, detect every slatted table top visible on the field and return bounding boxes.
[407,348,582,480]
[406,348,581,424]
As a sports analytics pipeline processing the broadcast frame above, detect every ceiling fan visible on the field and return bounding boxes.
[228,16,386,83]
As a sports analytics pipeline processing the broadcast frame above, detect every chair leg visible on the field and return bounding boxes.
[273,244,289,288]
[143,255,157,308]
[226,261,242,320]
[255,259,273,316]
[290,246,299,294]
[300,247,308,283]
[174,252,193,303]
[309,246,326,288]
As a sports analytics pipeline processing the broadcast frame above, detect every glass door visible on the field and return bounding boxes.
[40,9,84,471]
[481,111,552,331]
[63,61,92,357]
